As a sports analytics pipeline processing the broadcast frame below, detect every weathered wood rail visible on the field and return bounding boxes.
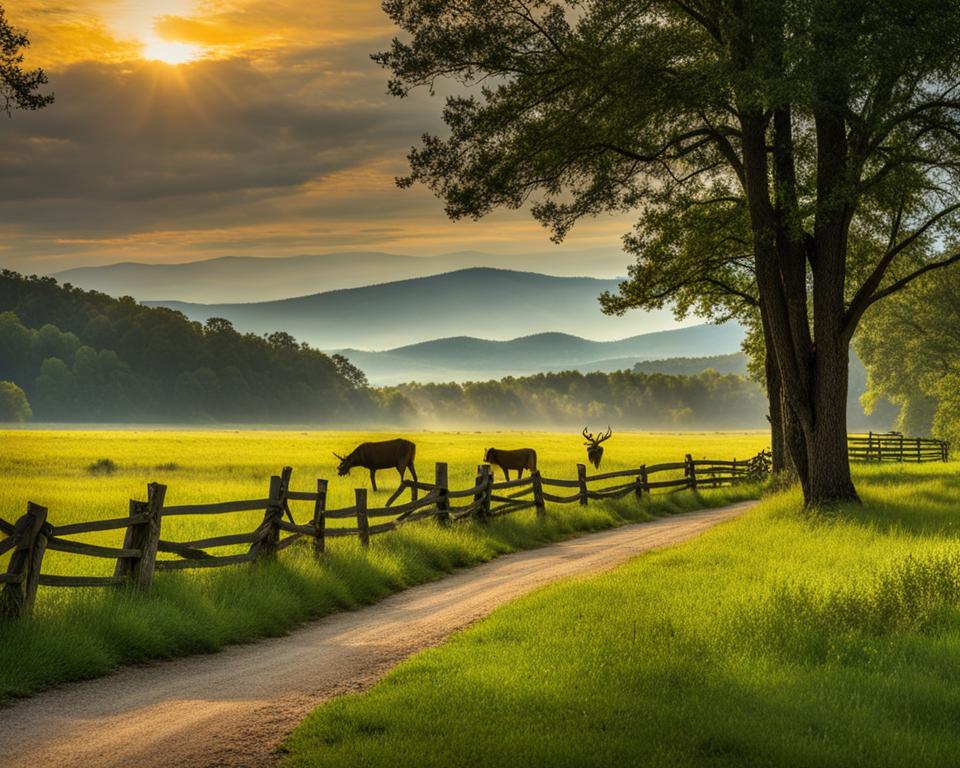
[847,432,949,463]
[0,450,771,620]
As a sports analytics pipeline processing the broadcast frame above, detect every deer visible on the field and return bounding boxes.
[582,426,612,469]
[484,447,537,481]
[334,438,418,494]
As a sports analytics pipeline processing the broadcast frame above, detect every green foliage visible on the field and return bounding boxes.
[282,464,960,768]
[0,380,30,422]
[0,271,377,423]
[856,266,960,442]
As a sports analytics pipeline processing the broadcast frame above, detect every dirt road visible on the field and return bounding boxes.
[0,501,754,768]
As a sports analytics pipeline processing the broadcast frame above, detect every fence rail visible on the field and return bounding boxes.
[0,450,772,621]
[847,432,949,463]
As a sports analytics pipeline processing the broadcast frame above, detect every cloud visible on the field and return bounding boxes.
[0,1,633,273]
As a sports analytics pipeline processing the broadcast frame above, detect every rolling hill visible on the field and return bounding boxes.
[147,268,697,349]
[52,248,631,303]
[336,326,746,384]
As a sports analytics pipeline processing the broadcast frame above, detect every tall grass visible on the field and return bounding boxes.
[0,429,765,703]
[282,462,960,768]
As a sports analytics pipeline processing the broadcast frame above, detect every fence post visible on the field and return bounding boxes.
[250,470,287,561]
[472,465,485,521]
[531,469,546,518]
[481,465,493,520]
[898,433,904,462]
[577,464,588,506]
[116,482,166,591]
[943,441,949,463]
[312,479,327,557]
[635,465,648,501]
[356,488,369,548]
[0,503,49,620]
[435,462,450,524]
[685,454,697,490]
[916,437,922,463]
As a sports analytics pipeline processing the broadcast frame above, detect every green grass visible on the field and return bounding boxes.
[282,462,960,768]
[0,429,765,704]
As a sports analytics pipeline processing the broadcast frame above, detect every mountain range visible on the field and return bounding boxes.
[148,268,694,349]
[52,248,631,303]
[337,326,746,384]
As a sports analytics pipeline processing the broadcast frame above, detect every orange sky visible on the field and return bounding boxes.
[1,1,634,273]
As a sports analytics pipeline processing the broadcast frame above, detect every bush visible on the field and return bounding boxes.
[0,380,31,422]
[87,458,118,475]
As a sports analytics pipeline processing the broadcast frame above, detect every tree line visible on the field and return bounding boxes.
[382,369,767,429]
[0,271,377,423]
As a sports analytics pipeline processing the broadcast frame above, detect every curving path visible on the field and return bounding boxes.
[0,501,755,768]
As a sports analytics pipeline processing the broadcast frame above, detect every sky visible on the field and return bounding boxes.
[1,1,635,274]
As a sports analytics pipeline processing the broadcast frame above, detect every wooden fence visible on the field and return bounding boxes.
[0,450,771,621]
[848,432,949,463]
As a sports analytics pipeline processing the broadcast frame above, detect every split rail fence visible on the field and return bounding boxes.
[0,450,771,621]
[847,432,949,463]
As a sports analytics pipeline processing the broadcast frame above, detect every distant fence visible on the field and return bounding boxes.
[848,432,949,463]
[0,451,771,621]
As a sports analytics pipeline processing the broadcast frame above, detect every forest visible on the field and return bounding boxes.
[0,270,376,423]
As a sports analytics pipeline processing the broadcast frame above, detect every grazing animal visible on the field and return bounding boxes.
[484,447,537,481]
[334,438,417,492]
[582,426,612,469]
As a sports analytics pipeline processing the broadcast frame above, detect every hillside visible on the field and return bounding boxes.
[148,268,687,349]
[0,270,374,423]
[52,248,630,303]
[337,326,746,384]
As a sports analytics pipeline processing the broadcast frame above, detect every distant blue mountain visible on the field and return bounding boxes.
[336,326,746,385]
[148,268,704,350]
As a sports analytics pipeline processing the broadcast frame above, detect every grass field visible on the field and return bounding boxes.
[0,429,766,703]
[281,461,960,768]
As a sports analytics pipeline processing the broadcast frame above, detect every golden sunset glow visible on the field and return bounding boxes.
[141,36,202,65]
[1,1,632,273]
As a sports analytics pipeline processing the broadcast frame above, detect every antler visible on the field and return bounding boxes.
[597,426,613,443]
[332,452,345,461]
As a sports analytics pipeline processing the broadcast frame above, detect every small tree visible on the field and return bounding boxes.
[1,4,53,115]
[0,380,31,422]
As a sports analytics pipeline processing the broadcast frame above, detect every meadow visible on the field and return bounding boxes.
[282,461,960,768]
[0,428,766,703]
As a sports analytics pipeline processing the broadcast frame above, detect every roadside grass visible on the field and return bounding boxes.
[282,462,960,768]
[0,429,764,703]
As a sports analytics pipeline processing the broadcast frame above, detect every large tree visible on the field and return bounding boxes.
[377,0,960,506]
[1,3,52,115]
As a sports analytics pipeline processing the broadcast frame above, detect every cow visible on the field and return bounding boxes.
[334,438,418,493]
[582,426,612,469]
[484,447,537,481]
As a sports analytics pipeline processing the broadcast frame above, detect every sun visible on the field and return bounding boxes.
[142,36,201,66]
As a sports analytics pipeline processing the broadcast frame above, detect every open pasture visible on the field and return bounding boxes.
[0,429,765,702]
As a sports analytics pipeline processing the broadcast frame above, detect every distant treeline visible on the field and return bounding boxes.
[0,270,375,422]
[0,269,770,427]
[381,370,767,428]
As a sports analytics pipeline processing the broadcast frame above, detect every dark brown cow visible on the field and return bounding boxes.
[334,438,417,492]
[484,447,537,481]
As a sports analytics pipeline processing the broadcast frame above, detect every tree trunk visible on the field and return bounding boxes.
[804,346,859,504]
[767,360,786,475]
